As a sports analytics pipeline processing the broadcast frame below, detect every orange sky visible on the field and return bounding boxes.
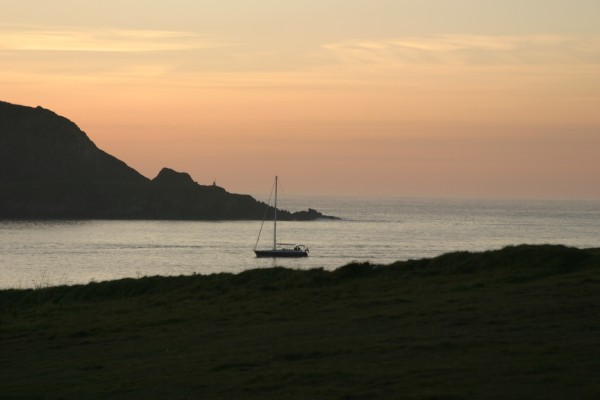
[2,1,599,198]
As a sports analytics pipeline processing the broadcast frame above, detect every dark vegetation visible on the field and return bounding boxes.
[0,100,336,220]
[1,245,599,399]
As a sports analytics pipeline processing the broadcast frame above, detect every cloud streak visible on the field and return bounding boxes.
[0,26,226,52]
[323,34,600,65]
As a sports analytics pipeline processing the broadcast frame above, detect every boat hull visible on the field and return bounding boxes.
[254,249,308,258]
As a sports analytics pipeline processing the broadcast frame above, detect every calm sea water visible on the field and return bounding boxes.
[1,196,599,289]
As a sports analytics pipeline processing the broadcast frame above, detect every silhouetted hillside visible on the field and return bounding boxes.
[0,101,336,220]
[0,102,145,183]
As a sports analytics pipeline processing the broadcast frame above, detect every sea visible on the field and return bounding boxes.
[1,196,599,289]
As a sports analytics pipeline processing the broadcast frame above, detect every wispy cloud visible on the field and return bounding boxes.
[323,35,600,65]
[0,25,226,52]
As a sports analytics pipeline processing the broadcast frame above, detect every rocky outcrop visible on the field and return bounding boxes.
[152,168,197,187]
[0,101,338,220]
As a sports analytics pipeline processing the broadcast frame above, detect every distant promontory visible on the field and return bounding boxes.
[0,100,337,220]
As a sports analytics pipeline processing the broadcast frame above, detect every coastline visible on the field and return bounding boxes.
[2,244,599,398]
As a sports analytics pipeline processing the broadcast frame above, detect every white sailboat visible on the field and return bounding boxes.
[254,176,309,258]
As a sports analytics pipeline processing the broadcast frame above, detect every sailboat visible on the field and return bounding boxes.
[254,176,309,258]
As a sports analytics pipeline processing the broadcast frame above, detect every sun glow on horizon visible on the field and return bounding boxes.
[2,1,599,199]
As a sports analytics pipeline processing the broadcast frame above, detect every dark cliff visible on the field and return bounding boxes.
[0,102,146,183]
[0,101,336,220]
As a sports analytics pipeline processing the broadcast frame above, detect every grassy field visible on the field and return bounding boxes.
[1,244,599,399]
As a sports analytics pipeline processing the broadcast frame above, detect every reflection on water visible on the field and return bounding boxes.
[1,196,599,288]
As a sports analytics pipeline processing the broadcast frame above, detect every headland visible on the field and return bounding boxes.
[0,100,337,220]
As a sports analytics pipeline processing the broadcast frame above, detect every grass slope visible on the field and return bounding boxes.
[1,245,600,399]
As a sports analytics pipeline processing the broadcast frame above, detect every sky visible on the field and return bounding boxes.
[1,0,599,198]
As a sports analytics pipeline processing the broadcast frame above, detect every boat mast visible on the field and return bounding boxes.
[273,175,277,250]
